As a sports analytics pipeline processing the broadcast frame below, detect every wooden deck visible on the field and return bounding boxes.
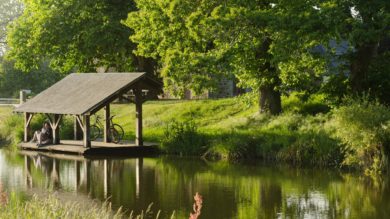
[20,140,158,156]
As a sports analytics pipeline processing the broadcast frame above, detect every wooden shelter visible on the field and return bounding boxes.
[15,72,161,149]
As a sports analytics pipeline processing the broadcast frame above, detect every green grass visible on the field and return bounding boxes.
[0,193,168,219]
[109,98,257,142]
[1,93,390,174]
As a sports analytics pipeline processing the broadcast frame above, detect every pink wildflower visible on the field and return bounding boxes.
[189,192,203,219]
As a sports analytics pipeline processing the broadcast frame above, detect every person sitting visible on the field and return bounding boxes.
[30,121,52,147]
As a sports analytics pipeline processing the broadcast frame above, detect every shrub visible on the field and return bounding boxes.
[59,116,75,140]
[330,97,390,174]
[204,130,258,161]
[160,119,207,155]
[0,113,23,146]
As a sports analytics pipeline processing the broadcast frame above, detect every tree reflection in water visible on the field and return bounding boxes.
[15,152,390,219]
[0,182,7,205]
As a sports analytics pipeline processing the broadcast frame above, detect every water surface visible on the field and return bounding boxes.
[0,147,389,218]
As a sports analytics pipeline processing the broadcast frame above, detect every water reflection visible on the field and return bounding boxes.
[1,149,390,218]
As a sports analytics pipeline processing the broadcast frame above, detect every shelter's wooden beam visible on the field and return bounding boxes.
[83,115,91,148]
[74,116,83,140]
[45,114,53,125]
[88,80,155,115]
[104,104,111,143]
[134,89,143,146]
[24,113,33,142]
[76,115,85,132]
[52,114,62,144]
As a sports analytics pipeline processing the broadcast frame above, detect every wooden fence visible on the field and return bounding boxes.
[0,98,20,106]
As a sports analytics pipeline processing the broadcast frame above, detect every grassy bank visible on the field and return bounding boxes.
[0,193,166,219]
[1,93,390,174]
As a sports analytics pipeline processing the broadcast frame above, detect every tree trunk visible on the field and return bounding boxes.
[259,85,282,115]
[350,43,378,93]
[136,56,157,77]
[256,37,282,115]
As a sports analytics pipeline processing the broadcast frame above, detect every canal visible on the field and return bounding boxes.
[1,147,390,218]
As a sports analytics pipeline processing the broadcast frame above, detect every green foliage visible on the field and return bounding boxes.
[275,0,390,103]
[0,109,74,146]
[161,119,206,155]
[0,0,23,54]
[0,193,166,219]
[366,52,390,104]
[6,0,137,72]
[282,92,331,115]
[125,0,281,102]
[331,97,390,174]
[0,112,23,146]
[59,116,75,140]
[0,58,64,97]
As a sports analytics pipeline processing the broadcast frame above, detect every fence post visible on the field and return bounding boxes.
[20,90,27,104]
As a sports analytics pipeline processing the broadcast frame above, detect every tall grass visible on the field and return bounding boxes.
[0,193,170,219]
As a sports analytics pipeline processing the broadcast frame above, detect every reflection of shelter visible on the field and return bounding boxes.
[22,151,144,201]
[15,73,161,154]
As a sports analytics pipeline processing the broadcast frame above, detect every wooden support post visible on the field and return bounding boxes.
[20,90,27,104]
[51,159,60,189]
[135,89,143,146]
[75,161,80,190]
[83,160,91,193]
[104,104,111,143]
[135,157,143,197]
[74,116,83,140]
[24,113,33,142]
[24,155,32,188]
[103,159,111,199]
[83,115,91,148]
[52,114,61,144]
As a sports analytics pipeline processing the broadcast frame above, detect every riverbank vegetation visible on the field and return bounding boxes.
[1,93,390,174]
[0,193,166,219]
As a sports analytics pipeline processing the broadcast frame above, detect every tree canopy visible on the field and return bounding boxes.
[6,0,137,73]
[274,0,390,100]
[0,57,63,97]
[2,0,390,114]
[125,0,285,113]
[0,0,23,55]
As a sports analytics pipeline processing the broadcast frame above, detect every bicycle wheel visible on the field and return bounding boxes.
[109,127,120,144]
[90,125,101,141]
[112,124,124,141]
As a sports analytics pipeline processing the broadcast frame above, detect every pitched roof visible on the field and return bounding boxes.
[15,72,157,115]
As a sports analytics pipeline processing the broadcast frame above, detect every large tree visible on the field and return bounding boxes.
[0,57,63,97]
[6,0,150,73]
[125,0,283,114]
[0,0,23,55]
[274,0,390,101]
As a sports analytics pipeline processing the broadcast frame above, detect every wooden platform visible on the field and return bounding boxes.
[20,140,158,156]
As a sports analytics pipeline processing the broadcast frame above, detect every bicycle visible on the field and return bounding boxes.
[90,115,125,143]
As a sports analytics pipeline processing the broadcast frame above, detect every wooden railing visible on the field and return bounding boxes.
[0,98,20,106]
[0,90,30,106]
